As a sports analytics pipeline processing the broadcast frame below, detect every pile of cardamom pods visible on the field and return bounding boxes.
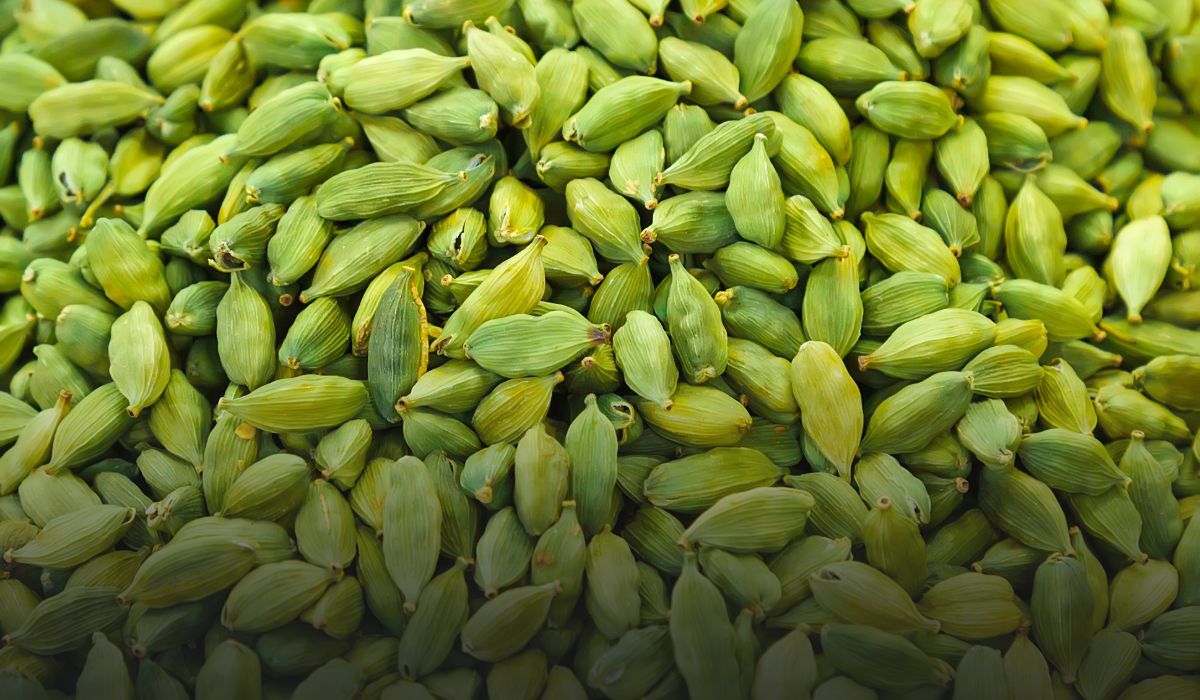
[0,0,1199,696]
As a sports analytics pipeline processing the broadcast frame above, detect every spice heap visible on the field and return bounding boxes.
[0,0,1199,697]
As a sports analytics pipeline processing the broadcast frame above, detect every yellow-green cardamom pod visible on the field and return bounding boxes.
[857,80,961,139]
[811,560,941,634]
[140,135,249,236]
[1100,26,1157,134]
[1107,559,1179,632]
[863,212,961,286]
[572,0,658,74]
[922,188,981,255]
[861,271,950,336]
[475,506,534,597]
[218,453,310,523]
[245,141,350,206]
[566,394,619,535]
[565,178,647,264]
[6,586,127,656]
[226,81,340,158]
[301,215,426,302]
[680,486,813,553]
[659,37,746,109]
[1067,486,1146,563]
[863,371,975,454]
[295,478,357,574]
[861,308,995,380]
[798,37,906,97]
[863,495,928,597]
[459,581,560,662]
[107,302,170,418]
[770,111,846,218]
[666,254,727,383]
[669,552,742,699]
[29,81,164,140]
[399,359,502,417]
[535,142,612,189]
[5,504,134,569]
[164,281,226,339]
[716,285,805,359]
[119,535,257,609]
[523,47,589,158]
[1093,384,1190,444]
[0,393,70,494]
[382,456,441,613]
[217,375,368,433]
[354,113,442,164]
[704,242,798,295]
[734,0,803,102]
[396,559,468,680]
[279,297,351,371]
[961,344,1044,398]
[464,21,539,127]
[1108,215,1171,323]
[724,337,798,424]
[221,560,338,633]
[801,248,862,358]
[216,272,275,390]
[752,628,819,699]
[194,640,261,700]
[973,76,1086,137]
[238,12,357,71]
[0,54,66,113]
[584,528,640,639]
[562,76,690,152]
[1030,552,1093,683]
[608,129,664,212]
[1074,629,1140,700]
[907,0,972,58]
[1017,428,1129,495]
[658,113,777,193]
[486,175,543,246]
[199,37,256,113]
[820,623,953,692]
[51,137,108,206]
[790,340,862,480]
[725,133,786,249]
[402,87,499,146]
[642,191,739,254]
